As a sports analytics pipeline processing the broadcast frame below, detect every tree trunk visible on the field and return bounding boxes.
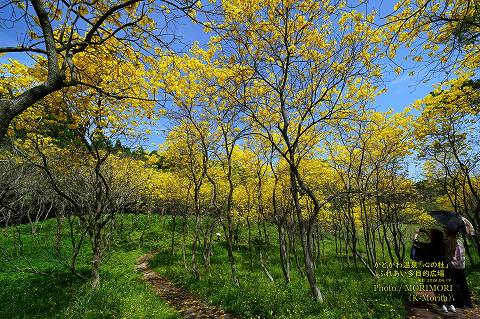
[247,216,253,270]
[301,225,323,302]
[191,214,200,280]
[91,226,103,289]
[171,214,176,256]
[182,214,187,269]
[259,250,274,282]
[222,221,240,286]
[290,171,323,302]
[203,219,215,271]
[224,155,239,286]
[278,223,290,284]
[288,222,305,278]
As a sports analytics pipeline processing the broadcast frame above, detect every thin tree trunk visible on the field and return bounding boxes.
[278,223,290,284]
[247,216,253,270]
[290,171,322,302]
[91,225,103,289]
[191,214,200,280]
[171,214,176,256]
[222,221,239,286]
[259,250,274,282]
[288,221,304,278]
[182,214,187,269]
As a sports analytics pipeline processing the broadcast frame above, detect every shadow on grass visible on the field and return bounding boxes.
[0,268,126,319]
[149,250,177,269]
[0,271,86,318]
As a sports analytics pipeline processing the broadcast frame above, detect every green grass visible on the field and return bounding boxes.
[1,214,479,318]
[151,218,480,318]
[150,219,420,319]
[0,215,180,319]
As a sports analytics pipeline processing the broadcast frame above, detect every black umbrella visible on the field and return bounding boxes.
[429,210,469,235]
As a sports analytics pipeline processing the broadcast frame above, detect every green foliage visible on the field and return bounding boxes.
[0,272,84,318]
[151,219,413,319]
[2,215,478,318]
[0,217,180,319]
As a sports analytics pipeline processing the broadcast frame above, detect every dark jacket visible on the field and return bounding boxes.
[413,239,445,263]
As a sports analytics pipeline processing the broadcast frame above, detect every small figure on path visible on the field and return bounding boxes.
[444,228,473,309]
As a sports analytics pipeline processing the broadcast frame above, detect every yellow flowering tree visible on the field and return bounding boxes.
[414,75,480,256]
[327,109,416,271]
[1,35,160,288]
[208,0,388,302]
[387,0,479,74]
[0,0,202,140]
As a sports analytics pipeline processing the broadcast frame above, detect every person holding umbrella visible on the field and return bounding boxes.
[444,227,473,308]
[413,228,454,313]
[429,210,474,309]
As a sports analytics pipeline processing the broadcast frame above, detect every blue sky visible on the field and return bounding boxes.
[144,0,444,144]
[0,0,442,112]
[0,0,446,166]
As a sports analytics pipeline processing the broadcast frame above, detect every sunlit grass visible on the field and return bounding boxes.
[0,215,179,319]
[1,214,478,318]
[151,218,418,319]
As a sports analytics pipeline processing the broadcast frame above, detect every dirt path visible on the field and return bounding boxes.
[136,252,243,319]
[407,291,479,319]
[137,252,480,319]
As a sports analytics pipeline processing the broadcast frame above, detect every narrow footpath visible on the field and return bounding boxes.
[136,252,243,319]
[136,253,479,319]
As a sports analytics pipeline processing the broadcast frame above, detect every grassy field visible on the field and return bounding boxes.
[0,215,179,319]
[151,217,480,318]
[1,214,478,318]
[151,218,414,319]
